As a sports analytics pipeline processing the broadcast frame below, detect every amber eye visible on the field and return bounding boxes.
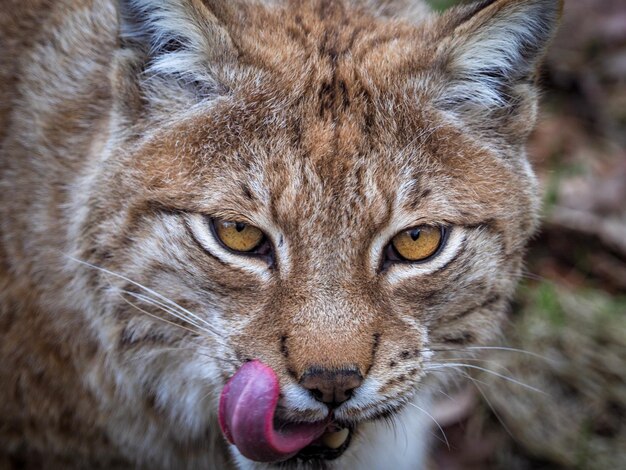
[390,226,445,262]
[213,219,265,253]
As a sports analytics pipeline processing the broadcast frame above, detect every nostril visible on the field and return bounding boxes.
[299,367,363,407]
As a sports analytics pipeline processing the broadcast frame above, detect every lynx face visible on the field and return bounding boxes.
[0,0,561,468]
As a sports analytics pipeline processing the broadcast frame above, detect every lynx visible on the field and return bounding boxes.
[0,0,561,468]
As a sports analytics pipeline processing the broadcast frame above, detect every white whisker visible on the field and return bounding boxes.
[431,345,553,364]
[407,402,450,450]
[436,388,455,401]
[123,290,207,331]
[117,293,207,339]
[122,344,237,367]
[70,257,215,329]
[464,346,552,363]
[467,376,514,439]
[121,290,230,349]
[440,368,516,440]
[66,255,228,346]
[425,363,545,394]
[428,357,517,377]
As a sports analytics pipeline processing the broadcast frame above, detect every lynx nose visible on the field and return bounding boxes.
[300,367,363,408]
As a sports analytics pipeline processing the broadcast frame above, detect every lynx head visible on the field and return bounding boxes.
[71,0,561,466]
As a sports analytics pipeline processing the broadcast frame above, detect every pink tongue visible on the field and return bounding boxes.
[218,360,327,463]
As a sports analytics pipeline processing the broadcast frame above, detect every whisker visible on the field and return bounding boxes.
[118,299,240,368]
[121,291,230,349]
[66,256,229,345]
[124,346,200,364]
[122,290,213,333]
[68,256,218,330]
[121,345,237,367]
[123,290,208,331]
[407,402,450,450]
[464,346,552,362]
[429,356,513,365]
[430,346,553,363]
[118,293,207,340]
[467,376,514,439]
[441,368,516,440]
[520,272,546,282]
[427,366,493,391]
[436,389,455,401]
[425,363,546,395]
[427,357,517,377]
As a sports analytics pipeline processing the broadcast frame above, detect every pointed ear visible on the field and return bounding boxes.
[116,0,237,99]
[433,0,562,137]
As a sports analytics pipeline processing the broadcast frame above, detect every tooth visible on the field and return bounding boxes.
[322,428,350,449]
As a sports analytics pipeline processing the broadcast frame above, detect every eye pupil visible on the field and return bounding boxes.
[410,229,421,241]
[235,222,246,232]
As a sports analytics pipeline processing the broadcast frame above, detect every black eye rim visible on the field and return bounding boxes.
[208,217,274,261]
[382,225,450,268]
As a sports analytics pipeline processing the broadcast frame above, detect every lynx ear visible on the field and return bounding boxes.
[117,0,237,96]
[434,0,562,135]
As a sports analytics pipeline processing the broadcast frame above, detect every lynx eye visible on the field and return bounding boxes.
[389,226,446,262]
[212,219,265,253]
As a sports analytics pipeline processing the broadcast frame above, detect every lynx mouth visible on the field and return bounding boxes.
[219,360,358,463]
[289,424,353,462]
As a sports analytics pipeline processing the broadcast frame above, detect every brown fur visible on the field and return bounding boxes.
[0,0,561,468]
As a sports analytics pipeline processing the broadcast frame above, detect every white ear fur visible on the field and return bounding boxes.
[118,0,235,93]
[436,0,561,113]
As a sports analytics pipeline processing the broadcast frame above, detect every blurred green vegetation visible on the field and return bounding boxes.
[425,0,464,11]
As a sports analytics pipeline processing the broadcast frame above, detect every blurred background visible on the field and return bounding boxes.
[425,1,626,469]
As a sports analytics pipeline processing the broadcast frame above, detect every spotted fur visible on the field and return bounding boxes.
[0,0,561,468]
